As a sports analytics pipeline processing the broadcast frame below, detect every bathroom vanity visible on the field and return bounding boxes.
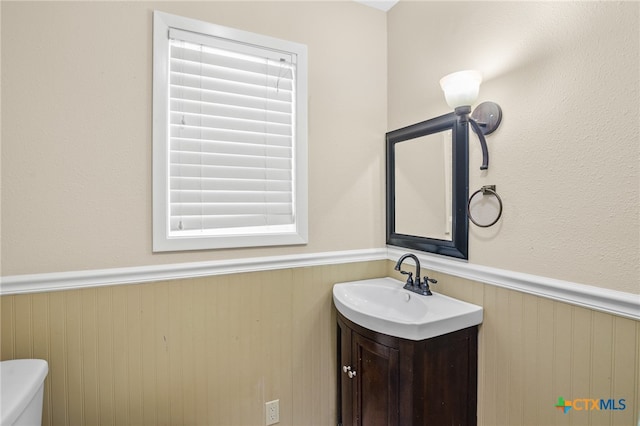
[337,312,477,426]
[333,277,482,426]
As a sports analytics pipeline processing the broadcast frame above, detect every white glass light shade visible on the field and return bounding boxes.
[439,70,482,109]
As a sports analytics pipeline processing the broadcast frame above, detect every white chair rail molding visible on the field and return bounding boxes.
[1,248,638,321]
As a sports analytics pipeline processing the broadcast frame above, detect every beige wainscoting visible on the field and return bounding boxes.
[2,260,639,426]
[1,261,387,426]
[388,262,640,426]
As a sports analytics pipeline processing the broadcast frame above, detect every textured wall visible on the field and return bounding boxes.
[388,1,640,293]
[1,1,387,275]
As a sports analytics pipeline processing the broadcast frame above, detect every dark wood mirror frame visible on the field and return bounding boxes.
[386,112,469,259]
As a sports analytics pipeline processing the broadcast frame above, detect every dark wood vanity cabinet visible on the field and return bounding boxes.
[337,312,477,426]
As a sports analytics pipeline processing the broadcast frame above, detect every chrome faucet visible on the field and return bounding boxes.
[394,253,437,296]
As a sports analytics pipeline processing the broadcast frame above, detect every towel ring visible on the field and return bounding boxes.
[468,185,503,228]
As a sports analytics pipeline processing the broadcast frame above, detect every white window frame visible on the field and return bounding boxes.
[152,11,308,252]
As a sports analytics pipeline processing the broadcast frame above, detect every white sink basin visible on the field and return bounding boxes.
[333,277,483,341]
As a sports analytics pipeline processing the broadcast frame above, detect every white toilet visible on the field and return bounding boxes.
[0,359,48,426]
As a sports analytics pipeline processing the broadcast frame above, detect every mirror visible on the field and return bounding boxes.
[386,112,469,259]
[394,130,453,240]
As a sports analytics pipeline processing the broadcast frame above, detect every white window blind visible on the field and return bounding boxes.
[153,12,308,251]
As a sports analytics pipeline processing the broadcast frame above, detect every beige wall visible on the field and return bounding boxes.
[388,1,640,294]
[0,1,387,276]
[3,2,637,286]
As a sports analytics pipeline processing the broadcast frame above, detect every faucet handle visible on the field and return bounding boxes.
[420,276,437,296]
[400,270,413,285]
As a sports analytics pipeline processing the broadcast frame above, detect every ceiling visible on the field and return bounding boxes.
[354,0,399,12]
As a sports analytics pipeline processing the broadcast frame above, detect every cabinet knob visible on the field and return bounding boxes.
[342,365,351,373]
[348,370,357,379]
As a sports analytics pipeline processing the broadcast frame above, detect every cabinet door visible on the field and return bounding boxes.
[352,333,399,426]
[338,319,353,426]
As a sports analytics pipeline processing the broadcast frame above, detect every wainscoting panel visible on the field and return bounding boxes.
[0,261,388,426]
[2,260,638,426]
[387,262,640,426]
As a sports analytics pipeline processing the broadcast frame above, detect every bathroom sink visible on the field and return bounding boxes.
[333,277,483,341]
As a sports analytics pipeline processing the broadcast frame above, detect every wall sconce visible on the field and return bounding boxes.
[440,70,502,170]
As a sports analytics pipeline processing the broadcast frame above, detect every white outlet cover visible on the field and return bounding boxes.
[266,399,279,425]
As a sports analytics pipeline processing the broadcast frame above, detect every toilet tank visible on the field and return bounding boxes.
[0,359,48,426]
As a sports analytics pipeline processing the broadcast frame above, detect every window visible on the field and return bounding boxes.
[152,11,308,252]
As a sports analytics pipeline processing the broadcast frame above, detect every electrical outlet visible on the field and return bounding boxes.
[265,399,279,425]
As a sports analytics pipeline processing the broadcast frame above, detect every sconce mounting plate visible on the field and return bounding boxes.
[471,101,502,135]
